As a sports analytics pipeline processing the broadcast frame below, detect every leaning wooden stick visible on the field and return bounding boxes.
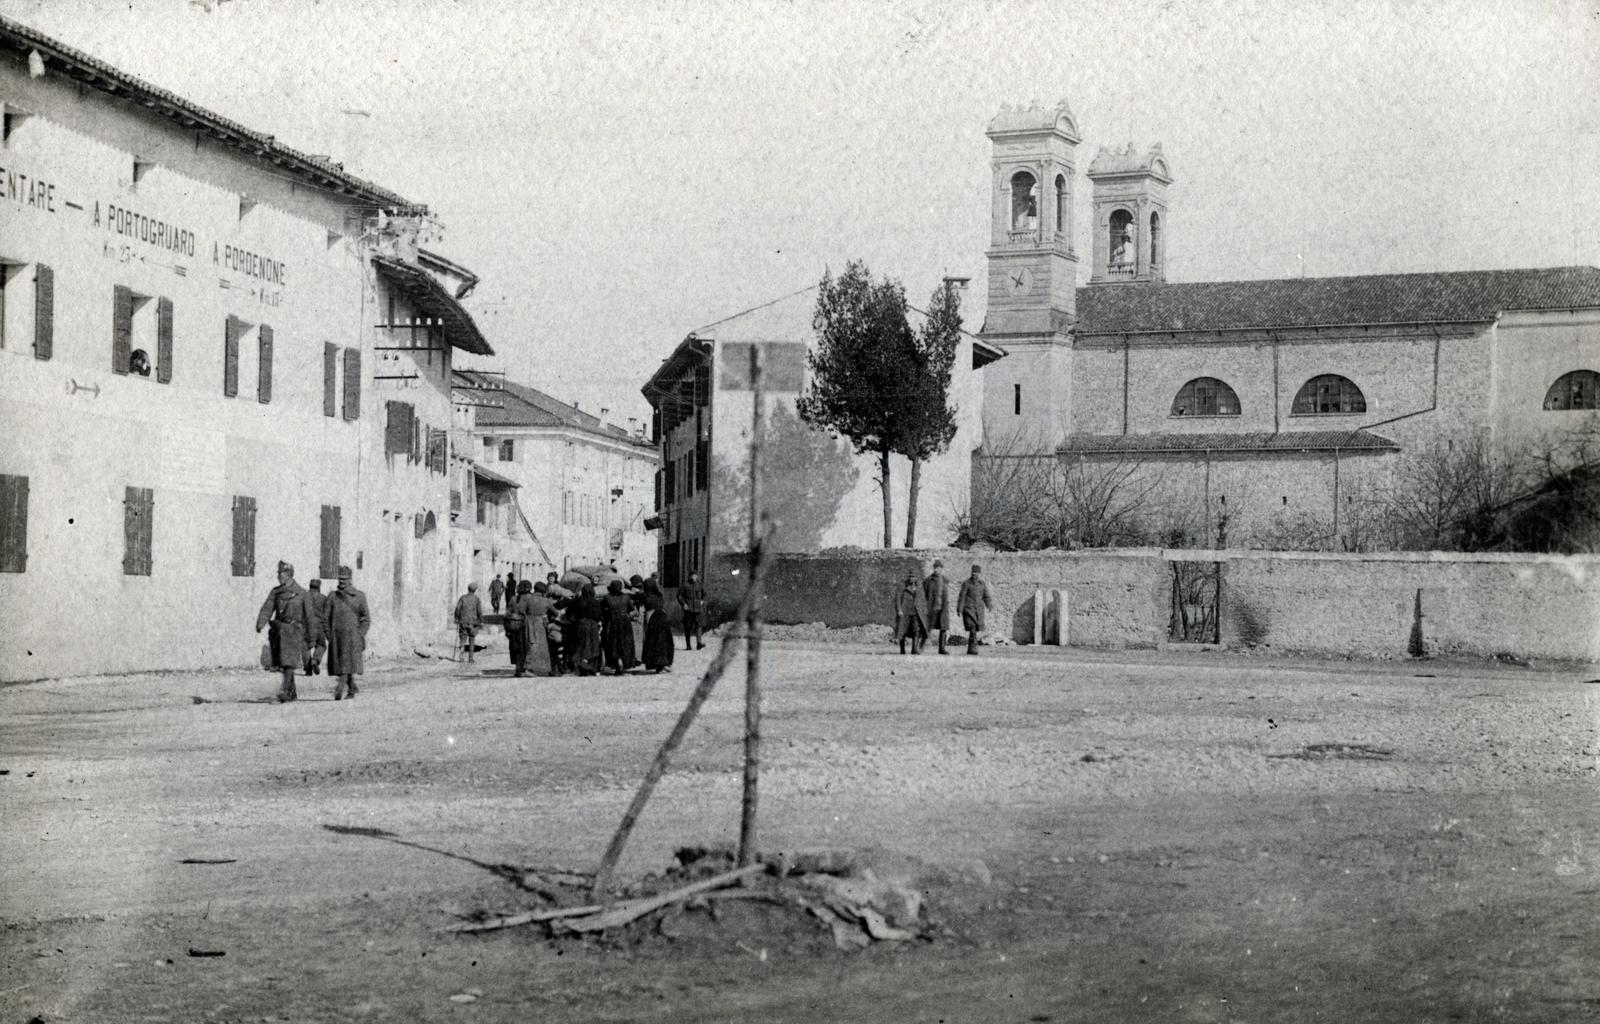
[740,343,766,867]
[445,902,606,934]
[590,530,775,901]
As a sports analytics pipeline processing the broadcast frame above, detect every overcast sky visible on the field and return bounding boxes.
[5,0,1598,426]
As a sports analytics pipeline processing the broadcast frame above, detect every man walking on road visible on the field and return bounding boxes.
[922,559,951,655]
[488,575,505,616]
[256,560,311,703]
[957,563,993,656]
[677,571,706,651]
[454,582,484,663]
[302,578,329,676]
[326,566,371,700]
[893,571,929,655]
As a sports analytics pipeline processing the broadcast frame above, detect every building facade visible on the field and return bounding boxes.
[0,18,491,680]
[980,100,1600,549]
[643,286,1001,589]
[457,372,657,581]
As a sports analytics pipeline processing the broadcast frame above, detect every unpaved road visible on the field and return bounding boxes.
[3,640,1599,1023]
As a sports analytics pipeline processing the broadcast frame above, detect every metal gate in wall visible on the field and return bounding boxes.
[1169,560,1221,644]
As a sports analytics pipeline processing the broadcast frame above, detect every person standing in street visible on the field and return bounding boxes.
[488,575,505,616]
[256,560,311,703]
[454,582,484,663]
[640,579,675,673]
[893,571,929,655]
[677,571,706,650]
[505,580,529,674]
[601,578,638,674]
[303,577,329,676]
[504,572,517,611]
[957,563,994,656]
[325,566,371,700]
[922,560,951,655]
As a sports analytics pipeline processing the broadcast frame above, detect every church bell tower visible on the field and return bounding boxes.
[1087,143,1172,284]
[979,99,1081,448]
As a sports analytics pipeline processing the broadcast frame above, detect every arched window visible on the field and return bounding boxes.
[1543,370,1600,410]
[1108,209,1135,275]
[1171,377,1240,417]
[1054,174,1067,235]
[1292,374,1366,415]
[1010,171,1038,232]
[1149,212,1162,268]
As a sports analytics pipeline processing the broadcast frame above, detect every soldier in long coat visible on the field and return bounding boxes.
[303,578,329,676]
[324,566,371,700]
[956,563,994,656]
[922,560,951,655]
[893,572,929,655]
[256,560,311,703]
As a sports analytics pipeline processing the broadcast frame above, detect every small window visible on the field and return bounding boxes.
[341,347,361,421]
[1014,383,1022,416]
[1,261,51,358]
[1291,374,1366,415]
[1543,370,1600,411]
[231,496,257,577]
[0,473,28,573]
[115,286,165,379]
[1054,175,1067,235]
[1009,171,1038,232]
[1171,377,1241,417]
[1149,212,1162,268]
[319,504,341,578]
[1108,210,1135,274]
[499,439,515,462]
[385,401,415,458]
[123,485,154,576]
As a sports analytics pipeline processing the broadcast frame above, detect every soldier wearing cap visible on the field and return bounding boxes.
[922,559,951,655]
[325,566,371,700]
[255,560,311,703]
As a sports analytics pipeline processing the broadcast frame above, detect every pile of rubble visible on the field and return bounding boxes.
[449,847,976,952]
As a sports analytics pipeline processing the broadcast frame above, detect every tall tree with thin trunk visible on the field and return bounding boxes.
[799,262,916,548]
[899,282,963,547]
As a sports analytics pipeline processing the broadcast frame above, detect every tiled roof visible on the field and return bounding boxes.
[371,256,492,356]
[1,15,422,212]
[459,370,639,442]
[1074,266,1600,335]
[1059,430,1400,455]
[472,463,520,488]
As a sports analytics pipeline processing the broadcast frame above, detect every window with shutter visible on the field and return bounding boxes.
[411,417,422,464]
[257,324,273,403]
[342,347,361,420]
[156,297,173,383]
[0,474,28,573]
[696,438,709,492]
[414,511,425,539]
[319,504,341,578]
[231,495,257,576]
[223,315,244,397]
[323,342,338,417]
[33,264,52,361]
[123,486,154,576]
[113,285,134,374]
[385,401,414,457]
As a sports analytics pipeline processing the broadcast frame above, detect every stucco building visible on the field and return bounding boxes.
[0,18,491,680]
[980,100,1600,548]
[643,286,1002,587]
[457,371,657,581]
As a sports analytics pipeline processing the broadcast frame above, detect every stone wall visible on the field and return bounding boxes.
[708,547,1600,663]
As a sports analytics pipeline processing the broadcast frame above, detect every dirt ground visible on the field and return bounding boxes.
[3,637,1599,1023]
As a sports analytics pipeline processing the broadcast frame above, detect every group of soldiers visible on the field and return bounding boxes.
[254,561,371,703]
[892,561,994,655]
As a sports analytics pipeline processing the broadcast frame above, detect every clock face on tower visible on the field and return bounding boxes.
[1006,267,1035,297]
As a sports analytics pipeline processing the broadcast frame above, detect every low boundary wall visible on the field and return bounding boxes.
[708,548,1600,663]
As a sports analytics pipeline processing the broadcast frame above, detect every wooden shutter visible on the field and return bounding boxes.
[385,401,414,456]
[223,315,244,397]
[32,264,52,361]
[112,285,133,374]
[323,342,338,417]
[123,486,153,575]
[156,296,173,383]
[319,504,341,578]
[231,496,257,576]
[0,474,27,572]
[257,324,273,403]
[342,347,360,420]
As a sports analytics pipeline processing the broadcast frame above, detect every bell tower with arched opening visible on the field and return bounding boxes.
[1087,143,1172,284]
[979,100,1081,448]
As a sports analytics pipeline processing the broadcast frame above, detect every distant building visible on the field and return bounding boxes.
[980,100,1600,548]
[0,17,491,679]
[455,371,657,581]
[642,286,1002,588]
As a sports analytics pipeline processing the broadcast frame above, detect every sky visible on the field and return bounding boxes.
[5,0,1598,428]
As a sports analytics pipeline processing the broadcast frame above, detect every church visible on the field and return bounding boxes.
[977,100,1600,549]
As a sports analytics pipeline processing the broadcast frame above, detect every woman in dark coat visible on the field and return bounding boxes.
[505,580,529,672]
[514,583,553,677]
[571,584,605,676]
[639,579,676,673]
[601,578,638,674]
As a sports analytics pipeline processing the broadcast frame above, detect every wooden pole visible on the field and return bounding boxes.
[739,344,766,867]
